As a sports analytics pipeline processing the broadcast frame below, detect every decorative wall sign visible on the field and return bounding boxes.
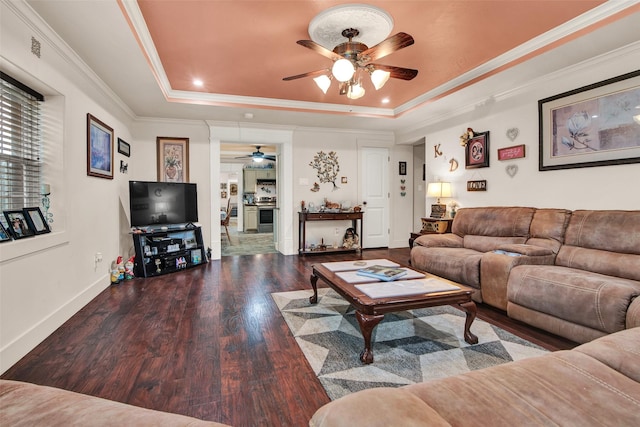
[467,180,487,191]
[449,158,459,171]
[539,70,640,171]
[506,128,519,142]
[465,131,490,169]
[434,144,443,157]
[506,165,518,178]
[498,144,526,161]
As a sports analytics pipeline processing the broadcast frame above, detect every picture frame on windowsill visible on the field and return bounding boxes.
[3,210,35,239]
[23,207,50,235]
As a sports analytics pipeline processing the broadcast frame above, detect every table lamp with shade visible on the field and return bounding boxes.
[426,182,452,218]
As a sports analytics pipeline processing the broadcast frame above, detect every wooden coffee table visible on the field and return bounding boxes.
[309,260,478,364]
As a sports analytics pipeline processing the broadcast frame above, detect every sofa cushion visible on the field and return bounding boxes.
[411,247,483,290]
[463,235,526,252]
[451,207,535,238]
[508,265,640,334]
[310,328,640,427]
[526,208,571,253]
[0,380,228,426]
[556,210,640,281]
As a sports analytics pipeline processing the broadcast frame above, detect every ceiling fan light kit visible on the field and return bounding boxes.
[283,4,418,100]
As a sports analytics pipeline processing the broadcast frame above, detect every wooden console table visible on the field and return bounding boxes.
[298,211,363,255]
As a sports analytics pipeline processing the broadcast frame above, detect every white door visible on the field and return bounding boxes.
[360,147,389,248]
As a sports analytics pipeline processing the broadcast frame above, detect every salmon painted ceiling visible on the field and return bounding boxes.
[124,0,612,115]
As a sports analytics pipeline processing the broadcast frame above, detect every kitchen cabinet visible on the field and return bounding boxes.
[244,205,258,231]
[244,170,258,192]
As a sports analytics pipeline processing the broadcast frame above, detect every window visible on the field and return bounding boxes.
[0,72,44,212]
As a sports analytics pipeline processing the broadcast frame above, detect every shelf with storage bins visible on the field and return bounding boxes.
[298,211,363,255]
[131,226,207,278]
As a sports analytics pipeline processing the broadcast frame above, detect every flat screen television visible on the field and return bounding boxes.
[129,181,198,227]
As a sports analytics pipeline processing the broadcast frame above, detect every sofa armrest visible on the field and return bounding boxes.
[413,233,463,248]
[310,387,451,427]
[480,251,556,310]
[627,297,640,329]
[494,244,554,257]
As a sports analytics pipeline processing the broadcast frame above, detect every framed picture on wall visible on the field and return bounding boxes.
[399,161,407,175]
[465,131,490,169]
[117,138,131,157]
[87,113,114,179]
[157,137,189,182]
[538,70,640,171]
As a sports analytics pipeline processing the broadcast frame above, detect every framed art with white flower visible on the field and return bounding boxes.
[538,70,640,171]
[157,137,189,182]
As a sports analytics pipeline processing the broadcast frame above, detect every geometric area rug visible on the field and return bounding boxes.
[272,288,548,401]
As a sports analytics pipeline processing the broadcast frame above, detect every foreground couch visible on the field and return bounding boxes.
[0,380,230,426]
[411,208,640,343]
[310,327,640,426]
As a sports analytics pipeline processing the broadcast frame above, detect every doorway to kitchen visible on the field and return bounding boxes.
[220,144,277,256]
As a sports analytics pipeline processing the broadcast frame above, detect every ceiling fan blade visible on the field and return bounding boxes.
[358,32,414,64]
[296,40,343,61]
[369,64,418,80]
[283,69,330,81]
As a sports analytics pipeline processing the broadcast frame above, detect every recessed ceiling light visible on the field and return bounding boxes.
[381,98,390,104]
[193,79,203,87]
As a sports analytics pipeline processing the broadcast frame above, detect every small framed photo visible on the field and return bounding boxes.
[230,183,238,195]
[23,207,50,234]
[0,221,12,242]
[87,113,114,179]
[465,131,490,169]
[3,210,35,239]
[399,161,407,175]
[117,138,131,157]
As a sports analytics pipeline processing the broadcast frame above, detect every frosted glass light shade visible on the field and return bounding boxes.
[332,59,355,82]
[427,182,452,201]
[313,75,331,94]
[370,69,390,90]
[347,82,365,99]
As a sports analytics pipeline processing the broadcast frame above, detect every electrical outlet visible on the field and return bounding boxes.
[335,227,340,236]
[95,252,103,263]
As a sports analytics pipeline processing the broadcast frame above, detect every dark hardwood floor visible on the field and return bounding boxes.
[2,248,576,426]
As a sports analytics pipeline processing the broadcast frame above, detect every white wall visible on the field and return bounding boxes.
[409,43,640,213]
[291,129,413,250]
[0,1,136,372]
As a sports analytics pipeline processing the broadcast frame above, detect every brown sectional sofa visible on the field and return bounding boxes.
[310,326,640,426]
[0,380,230,426]
[411,207,640,343]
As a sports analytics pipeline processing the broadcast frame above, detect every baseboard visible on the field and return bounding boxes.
[0,274,109,374]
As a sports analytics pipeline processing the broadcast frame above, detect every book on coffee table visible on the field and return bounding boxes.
[336,268,425,283]
[356,265,408,281]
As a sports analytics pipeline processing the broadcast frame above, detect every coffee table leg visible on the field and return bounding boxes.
[309,273,318,304]
[356,311,384,364]
[458,301,479,344]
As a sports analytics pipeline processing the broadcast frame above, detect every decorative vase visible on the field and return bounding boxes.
[166,165,177,179]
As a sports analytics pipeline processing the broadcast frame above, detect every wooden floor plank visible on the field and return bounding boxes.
[1,248,576,425]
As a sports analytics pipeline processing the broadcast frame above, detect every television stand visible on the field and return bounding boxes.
[131,226,208,278]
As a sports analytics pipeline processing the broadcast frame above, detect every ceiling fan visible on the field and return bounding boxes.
[283,28,418,99]
[235,146,276,162]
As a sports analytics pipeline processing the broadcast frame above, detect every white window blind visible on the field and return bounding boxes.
[0,72,44,212]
